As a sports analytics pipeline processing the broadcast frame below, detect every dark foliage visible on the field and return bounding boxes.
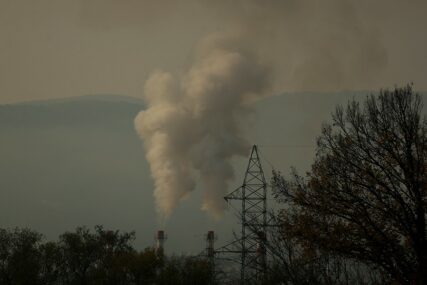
[273,85,427,284]
[0,226,214,285]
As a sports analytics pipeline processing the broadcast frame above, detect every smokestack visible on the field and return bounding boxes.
[156,230,166,255]
[206,230,215,259]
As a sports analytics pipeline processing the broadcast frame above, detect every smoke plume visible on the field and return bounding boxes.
[134,0,392,218]
[134,33,271,218]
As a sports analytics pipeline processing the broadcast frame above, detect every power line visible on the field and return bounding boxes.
[257,147,275,171]
[258,144,316,148]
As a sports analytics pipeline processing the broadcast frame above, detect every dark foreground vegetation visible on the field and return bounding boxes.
[0,226,213,285]
[268,85,427,285]
[2,85,426,285]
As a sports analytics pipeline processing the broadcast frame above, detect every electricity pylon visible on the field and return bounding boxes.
[215,145,267,284]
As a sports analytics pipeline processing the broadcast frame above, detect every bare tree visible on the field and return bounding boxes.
[273,85,427,284]
[247,212,384,285]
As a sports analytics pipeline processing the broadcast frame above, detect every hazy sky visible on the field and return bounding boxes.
[0,0,426,104]
[2,0,427,253]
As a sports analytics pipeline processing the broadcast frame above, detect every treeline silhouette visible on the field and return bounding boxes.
[267,85,427,285]
[0,226,213,285]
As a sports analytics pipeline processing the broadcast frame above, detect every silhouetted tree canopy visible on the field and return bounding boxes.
[0,228,43,284]
[0,226,214,285]
[273,85,427,285]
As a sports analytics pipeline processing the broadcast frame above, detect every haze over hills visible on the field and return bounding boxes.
[0,95,155,247]
[1,91,424,253]
[0,94,226,252]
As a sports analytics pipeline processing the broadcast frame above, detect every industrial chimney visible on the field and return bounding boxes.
[156,230,166,256]
[206,230,215,258]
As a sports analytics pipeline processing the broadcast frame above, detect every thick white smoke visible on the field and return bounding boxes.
[134,34,271,218]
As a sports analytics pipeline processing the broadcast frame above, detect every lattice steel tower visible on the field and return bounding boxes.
[216,145,267,284]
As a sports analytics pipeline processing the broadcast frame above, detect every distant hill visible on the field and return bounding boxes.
[0,95,144,129]
[0,95,157,249]
[11,94,144,106]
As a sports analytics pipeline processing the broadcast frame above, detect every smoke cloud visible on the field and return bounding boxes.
[207,0,389,93]
[134,33,271,218]
[132,0,426,218]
